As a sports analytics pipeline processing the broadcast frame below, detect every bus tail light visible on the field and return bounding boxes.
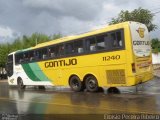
[132,63,136,73]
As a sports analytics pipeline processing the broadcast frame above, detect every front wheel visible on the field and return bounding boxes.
[17,78,26,89]
[85,75,98,92]
[69,76,83,92]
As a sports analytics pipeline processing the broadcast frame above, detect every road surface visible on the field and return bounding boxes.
[0,77,160,120]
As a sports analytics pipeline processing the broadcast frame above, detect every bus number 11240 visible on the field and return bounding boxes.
[103,55,120,61]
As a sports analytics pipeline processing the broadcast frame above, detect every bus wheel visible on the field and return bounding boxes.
[107,87,120,94]
[69,76,83,92]
[17,78,26,89]
[85,75,98,92]
[38,86,45,90]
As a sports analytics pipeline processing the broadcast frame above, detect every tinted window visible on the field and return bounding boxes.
[96,34,107,51]
[74,40,84,54]
[55,44,65,57]
[35,48,48,60]
[6,55,13,77]
[28,51,35,61]
[23,52,29,61]
[110,31,123,48]
[85,37,96,52]
[48,46,56,58]
[65,42,74,55]
[84,29,124,53]
[7,55,13,63]
[15,29,124,63]
[15,53,23,64]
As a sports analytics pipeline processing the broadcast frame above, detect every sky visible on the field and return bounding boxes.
[0,0,159,43]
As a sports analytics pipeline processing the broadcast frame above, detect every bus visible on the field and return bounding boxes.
[6,21,153,92]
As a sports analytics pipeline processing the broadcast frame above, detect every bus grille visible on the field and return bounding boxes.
[106,70,126,84]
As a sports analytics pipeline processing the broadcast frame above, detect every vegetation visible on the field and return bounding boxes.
[151,38,160,53]
[109,7,160,52]
[0,33,62,67]
[109,7,157,32]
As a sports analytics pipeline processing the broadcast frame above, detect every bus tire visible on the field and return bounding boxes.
[38,86,45,90]
[85,75,98,92]
[107,87,120,94]
[17,78,26,89]
[69,76,83,92]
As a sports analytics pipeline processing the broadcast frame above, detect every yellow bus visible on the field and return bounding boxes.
[6,21,153,92]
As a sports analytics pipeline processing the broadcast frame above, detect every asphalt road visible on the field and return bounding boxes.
[0,77,160,120]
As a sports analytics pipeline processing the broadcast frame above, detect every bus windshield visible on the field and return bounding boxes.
[6,55,13,77]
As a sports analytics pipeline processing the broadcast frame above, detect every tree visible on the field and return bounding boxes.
[109,7,157,32]
[50,33,62,40]
[0,33,62,67]
[0,43,10,67]
[151,38,160,53]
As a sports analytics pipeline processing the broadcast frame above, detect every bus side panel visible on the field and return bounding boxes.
[99,64,127,87]
[38,50,127,87]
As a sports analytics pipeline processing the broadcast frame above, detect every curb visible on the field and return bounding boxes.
[0,80,7,83]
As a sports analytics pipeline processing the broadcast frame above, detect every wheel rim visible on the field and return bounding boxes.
[88,79,97,89]
[18,80,23,88]
[71,79,79,89]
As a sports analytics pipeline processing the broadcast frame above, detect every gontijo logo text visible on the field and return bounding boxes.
[45,58,77,68]
[133,27,150,46]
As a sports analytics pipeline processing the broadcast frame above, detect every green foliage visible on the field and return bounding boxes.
[0,33,62,67]
[151,38,160,53]
[0,44,10,67]
[109,7,157,32]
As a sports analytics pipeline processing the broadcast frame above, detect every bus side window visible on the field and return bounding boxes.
[50,53,55,58]
[65,42,74,55]
[111,33,119,47]
[111,31,123,48]
[56,44,65,57]
[28,51,35,61]
[104,35,112,50]
[49,46,56,58]
[23,52,29,62]
[78,48,84,53]
[15,53,23,64]
[85,37,96,52]
[41,48,48,60]
[35,51,40,60]
[96,34,107,51]
[116,31,123,47]
[74,39,84,54]
[36,48,48,60]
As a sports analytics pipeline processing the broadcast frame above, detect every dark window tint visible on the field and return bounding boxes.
[15,53,23,64]
[85,37,96,52]
[28,51,35,61]
[6,55,13,77]
[23,52,29,61]
[74,40,84,54]
[35,48,48,60]
[7,55,13,64]
[48,46,56,58]
[110,31,123,48]
[55,44,65,57]
[14,29,124,64]
[65,42,74,55]
[104,34,113,50]
[96,34,107,51]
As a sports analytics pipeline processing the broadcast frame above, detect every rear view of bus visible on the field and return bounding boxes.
[129,22,153,85]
